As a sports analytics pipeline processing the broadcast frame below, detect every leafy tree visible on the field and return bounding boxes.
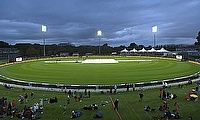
[0,41,10,48]
[128,42,137,48]
[195,31,200,45]
[14,43,32,56]
[101,43,113,55]
[24,46,41,57]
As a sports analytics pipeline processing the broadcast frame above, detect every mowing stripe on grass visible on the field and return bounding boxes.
[0,57,199,85]
[122,94,141,120]
[109,95,123,120]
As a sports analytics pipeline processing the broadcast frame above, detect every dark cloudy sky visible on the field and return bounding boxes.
[0,0,199,47]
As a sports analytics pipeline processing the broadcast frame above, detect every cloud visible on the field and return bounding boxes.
[0,0,199,46]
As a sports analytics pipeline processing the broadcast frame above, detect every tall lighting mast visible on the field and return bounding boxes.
[152,26,157,47]
[97,30,102,55]
[42,25,47,56]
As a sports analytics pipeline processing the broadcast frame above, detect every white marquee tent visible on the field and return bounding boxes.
[120,47,170,54]
[147,48,157,52]
[156,48,169,53]
[120,48,129,53]
[138,48,147,52]
[130,48,138,52]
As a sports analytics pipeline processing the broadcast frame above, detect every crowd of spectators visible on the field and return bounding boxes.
[152,81,199,120]
[0,92,43,119]
[1,79,199,119]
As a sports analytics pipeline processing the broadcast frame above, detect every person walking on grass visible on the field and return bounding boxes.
[114,98,119,111]
[63,105,66,114]
[159,89,162,99]
[31,92,34,100]
[139,92,143,102]
[24,93,28,103]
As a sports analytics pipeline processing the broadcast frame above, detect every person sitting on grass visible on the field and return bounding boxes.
[144,105,155,112]
[173,102,180,112]
[18,95,24,104]
[161,109,172,119]
[49,97,58,103]
[70,111,77,119]
[70,110,82,119]
[144,105,151,111]
[83,104,98,110]
[158,105,164,111]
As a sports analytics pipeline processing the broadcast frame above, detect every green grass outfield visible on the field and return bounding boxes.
[0,56,199,85]
[0,83,199,120]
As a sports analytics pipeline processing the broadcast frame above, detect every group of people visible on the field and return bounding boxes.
[185,89,198,102]
[0,95,43,119]
[159,89,177,100]
[0,97,15,117]
[157,83,181,119]
[153,101,181,120]
[17,92,34,104]
[12,103,43,119]
[1,97,14,116]
[62,89,92,119]
[49,97,58,103]
[83,104,98,110]
[65,90,91,103]
[156,101,181,119]
[70,110,82,119]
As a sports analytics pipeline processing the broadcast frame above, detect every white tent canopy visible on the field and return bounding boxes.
[130,48,138,52]
[120,48,129,53]
[157,48,169,53]
[120,47,170,54]
[147,48,156,52]
[138,48,147,52]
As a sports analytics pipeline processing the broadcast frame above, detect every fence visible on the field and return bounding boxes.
[0,72,199,92]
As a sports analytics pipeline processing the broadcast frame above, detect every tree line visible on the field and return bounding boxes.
[0,41,177,57]
[0,31,199,57]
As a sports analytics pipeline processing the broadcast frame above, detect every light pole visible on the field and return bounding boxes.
[97,30,102,55]
[152,26,157,47]
[42,25,47,56]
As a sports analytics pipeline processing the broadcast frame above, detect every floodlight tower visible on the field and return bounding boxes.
[97,30,102,55]
[42,25,47,56]
[152,26,157,47]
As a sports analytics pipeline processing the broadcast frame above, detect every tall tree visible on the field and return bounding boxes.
[195,31,200,45]
[0,41,10,48]
[129,42,137,48]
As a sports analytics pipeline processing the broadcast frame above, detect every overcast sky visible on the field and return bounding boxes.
[0,0,199,47]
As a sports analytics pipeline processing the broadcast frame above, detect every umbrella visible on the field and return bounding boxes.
[190,94,198,98]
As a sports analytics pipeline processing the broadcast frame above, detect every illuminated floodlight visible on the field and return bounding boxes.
[152,26,157,33]
[42,25,47,32]
[152,26,157,47]
[97,30,102,55]
[97,30,102,36]
[42,25,47,56]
